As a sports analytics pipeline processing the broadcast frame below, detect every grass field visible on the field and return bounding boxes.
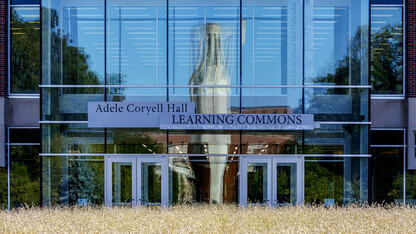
[1,205,416,233]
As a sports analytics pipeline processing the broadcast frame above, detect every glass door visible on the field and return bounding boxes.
[272,157,304,206]
[240,158,272,206]
[105,156,168,207]
[137,157,168,206]
[105,157,137,207]
[240,156,304,207]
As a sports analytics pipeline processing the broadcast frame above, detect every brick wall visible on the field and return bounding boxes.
[408,0,416,97]
[0,0,6,97]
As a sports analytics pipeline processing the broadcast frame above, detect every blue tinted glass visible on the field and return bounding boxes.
[107,0,167,85]
[168,0,240,85]
[11,6,40,93]
[42,0,105,85]
[304,0,369,85]
[242,1,303,86]
[371,0,402,4]
[11,0,40,4]
[371,6,403,94]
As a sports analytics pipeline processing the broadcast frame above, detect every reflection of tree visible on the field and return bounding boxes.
[247,166,265,203]
[303,28,368,122]
[0,146,40,208]
[314,27,367,88]
[371,24,403,94]
[68,157,98,205]
[11,9,40,93]
[108,131,166,154]
[305,161,344,204]
[46,8,101,86]
[0,168,7,207]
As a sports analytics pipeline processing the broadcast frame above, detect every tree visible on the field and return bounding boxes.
[11,8,40,93]
[371,24,403,94]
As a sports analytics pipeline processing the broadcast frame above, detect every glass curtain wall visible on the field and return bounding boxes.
[0,128,40,209]
[41,0,369,205]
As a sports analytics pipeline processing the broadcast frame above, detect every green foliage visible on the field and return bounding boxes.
[371,24,403,94]
[305,161,344,204]
[68,158,98,205]
[11,9,40,93]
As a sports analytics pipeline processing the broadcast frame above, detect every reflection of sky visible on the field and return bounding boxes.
[308,7,349,84]
[63,6,105,83]
[55,2,364,109]
[371,7,402,38]
[12,7,39,22]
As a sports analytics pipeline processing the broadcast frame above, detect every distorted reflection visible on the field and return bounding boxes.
[188,23,235,203]
[170,157,238,204]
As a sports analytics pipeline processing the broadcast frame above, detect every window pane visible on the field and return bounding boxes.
[169,87,240,114]
[242,131,302,154]
[141,162,161,204]
[11,6,40,94]
[10,145,40,207]
[304,0,369,85]
[10,129,40,143]
[11,0,40,5]
[371,130,404,145]
[276,163,297,205]
[42,1,105,85]
[0,167,7,208]
[305,157,368,204]
[112,162,132,205]
[242,1,303,86]
[168,130,239,154]
[305,88,369,122]
[42,123,105,154]
[371,0,402,4]
[42,156,104,205]
[41,87,104,121]
[168,0,240,86]
[406,170,416,203]
[107,129,167,154]
[169,156,239,204]
[371,147,403,203]
[107,0,167,85]
[242,88,302,114]
[371,6,403,95]
[305,124,369,155]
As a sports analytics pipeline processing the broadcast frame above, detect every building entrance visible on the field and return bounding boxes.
[104,156,169,207]
[105,155,304,206]
[240,156,304,206]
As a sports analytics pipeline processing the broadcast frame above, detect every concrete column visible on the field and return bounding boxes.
[407,98,416,169]
[0,97,5,167]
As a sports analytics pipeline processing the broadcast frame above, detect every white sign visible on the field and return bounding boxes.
[160,114,315,130]
[88,102,195,128]
[88,102,317,130]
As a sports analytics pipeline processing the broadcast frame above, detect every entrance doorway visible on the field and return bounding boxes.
[104,156,168,207]
[105,155,303,206]
[240,156,304,206]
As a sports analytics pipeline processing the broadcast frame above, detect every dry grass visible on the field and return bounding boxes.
[1,204,416,233]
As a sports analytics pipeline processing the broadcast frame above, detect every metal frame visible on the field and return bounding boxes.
[39,84,373,88]
[370,3,406,98]
[6,126,40,210]
[370,128,407,203]
[104,155,168,207]
[40,153,373,158]
[8,2,41,97]
[105,156,137,207]
[239,156,304,207]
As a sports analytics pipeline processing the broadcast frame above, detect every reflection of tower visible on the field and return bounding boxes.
[189,23,231,203]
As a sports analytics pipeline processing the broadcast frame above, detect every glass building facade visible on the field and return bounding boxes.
[39,0,370,206]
